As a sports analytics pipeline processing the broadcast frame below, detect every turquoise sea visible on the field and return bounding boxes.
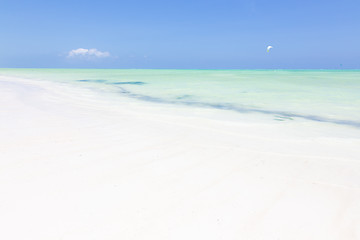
[1,69,359,128]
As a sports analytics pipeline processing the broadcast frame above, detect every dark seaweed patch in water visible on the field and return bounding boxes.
[110,81,146,85]
[77,79,107,83]
[176,94,192,100]
[274,115,294,121]
[116,86,360,129]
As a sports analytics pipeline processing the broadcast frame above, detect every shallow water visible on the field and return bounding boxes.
[1,69,359,128]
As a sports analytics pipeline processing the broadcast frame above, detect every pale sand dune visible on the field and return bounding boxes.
[1,76,360,240]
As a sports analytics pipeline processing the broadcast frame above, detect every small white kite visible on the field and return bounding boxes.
[267,46,273,52]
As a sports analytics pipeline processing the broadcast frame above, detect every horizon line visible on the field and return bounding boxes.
[1,67,359,71]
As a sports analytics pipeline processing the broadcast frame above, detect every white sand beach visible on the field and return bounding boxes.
[1,75,360,240]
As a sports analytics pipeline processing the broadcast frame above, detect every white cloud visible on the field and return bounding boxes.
[67,48,110,58]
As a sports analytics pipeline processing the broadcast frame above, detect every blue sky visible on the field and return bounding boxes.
[0,0,359,69]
